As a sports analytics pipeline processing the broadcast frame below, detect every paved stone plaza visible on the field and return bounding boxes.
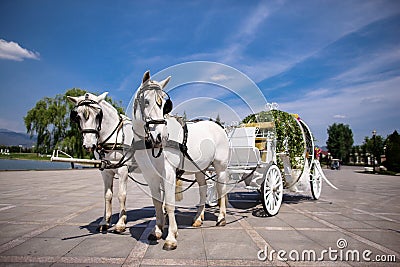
[0,166,398,266]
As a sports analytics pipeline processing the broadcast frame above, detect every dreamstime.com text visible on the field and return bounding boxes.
[257,238,397,262]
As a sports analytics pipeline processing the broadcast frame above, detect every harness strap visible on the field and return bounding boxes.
[97,115,123,150]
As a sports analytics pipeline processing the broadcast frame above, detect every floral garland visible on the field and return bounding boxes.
[270,110,305,172]
[242,110,305,173]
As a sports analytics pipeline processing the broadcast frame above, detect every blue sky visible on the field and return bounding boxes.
[0,0,399,146]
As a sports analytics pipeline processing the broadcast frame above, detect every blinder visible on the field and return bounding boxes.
[69,99,104,135]
[70,109,80,124]
[163,92,173,115]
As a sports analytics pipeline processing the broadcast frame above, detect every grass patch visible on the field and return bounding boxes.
[0,153,51,161]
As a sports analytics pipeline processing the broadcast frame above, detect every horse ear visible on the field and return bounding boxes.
[67,96,78,104]
[159,76,171,90]
[142,70,150,84]
[96,92,108,103]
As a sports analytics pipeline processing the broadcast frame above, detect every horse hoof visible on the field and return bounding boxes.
[148,233,158,241]
[113,226,126,234]
[163,241,177,251]
[192,220,202,227]
[97,225,109,232]
[148,232,162,241]
[216,218,226,227]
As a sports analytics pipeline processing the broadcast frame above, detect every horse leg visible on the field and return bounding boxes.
[147,177,165,241]
[149,197,165,240]
[98,170,114,232]
[215,166,228,226]
[192,172,206,227]
[114,166,128,233]
[162,165,178,250]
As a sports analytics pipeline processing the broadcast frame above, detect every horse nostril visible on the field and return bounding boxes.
[156,133,162,143]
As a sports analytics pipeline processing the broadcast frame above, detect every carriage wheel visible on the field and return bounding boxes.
[310,162,322,200]
[261,164,283,216]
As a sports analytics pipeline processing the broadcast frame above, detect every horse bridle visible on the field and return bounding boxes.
[70,95,104,138]
[133,83,173,158]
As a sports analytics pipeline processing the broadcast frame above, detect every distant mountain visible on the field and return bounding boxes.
[0,129,36,147]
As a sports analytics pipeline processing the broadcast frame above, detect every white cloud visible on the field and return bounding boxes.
[221,2,272,64]
[333,114,346,119]
[0,39,40,61]
[210,74,232,82]
[230,1,400,83]
[332,47,400,85]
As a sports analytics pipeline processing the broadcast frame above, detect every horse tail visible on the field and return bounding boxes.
[175,178,183,202]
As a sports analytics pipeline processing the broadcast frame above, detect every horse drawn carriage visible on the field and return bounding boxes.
[205,109,332,216]
[51,71,335,249]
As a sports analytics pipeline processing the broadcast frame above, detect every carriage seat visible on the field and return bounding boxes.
[228,127,260,167]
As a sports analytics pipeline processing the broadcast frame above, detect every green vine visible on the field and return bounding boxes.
[270,110,305,171]
[242,110,305,172]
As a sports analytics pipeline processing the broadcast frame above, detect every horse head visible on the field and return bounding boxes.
[133,70,171,153]
[67,92,108,152]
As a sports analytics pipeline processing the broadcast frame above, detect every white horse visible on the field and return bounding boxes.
[132,71,230,250]
[67,92,134,233]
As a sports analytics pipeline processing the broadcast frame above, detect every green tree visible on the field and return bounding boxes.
[24,89,124,158]
[383,130,400,172]
[361,134,385,165]
[326,123,354,163]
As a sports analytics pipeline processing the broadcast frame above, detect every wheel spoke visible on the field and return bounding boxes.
[262,164,283,215]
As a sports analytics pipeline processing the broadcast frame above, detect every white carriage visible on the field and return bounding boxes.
[206,112,328,216]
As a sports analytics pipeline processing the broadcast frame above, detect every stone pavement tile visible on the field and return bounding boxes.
[0,223,42,240]
[276,211,332,229]
[374,213,400,221]
[298,230,391,261]
[174,207,244,229]
[126,208,155,225]
[144,228,206,260]
[349,262,399,267]
[203,228,260,260]
[0,263,53,267]
[65,207,105,225]
[0,205,43,214]
[0,237,15,247]
[0,211,40,221]
[277,204,299,213]
[245,213,292,228]
[273,212,310,222]
[52,263,121,267]
[64,234,137,258]
[328,219,376,229]
[1,237,82,257]
[16,211,70,224]
[127,226,146,240]
[140,259,208,267]
[362,220,400,230]
[350,230,400,254]
[36,225,99,240]
[257,228,326,253]
[300,201,336,211]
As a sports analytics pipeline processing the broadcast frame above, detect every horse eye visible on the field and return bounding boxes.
[144,99,150,107]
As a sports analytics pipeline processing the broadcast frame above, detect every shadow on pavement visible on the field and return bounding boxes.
[62,207,155,241]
